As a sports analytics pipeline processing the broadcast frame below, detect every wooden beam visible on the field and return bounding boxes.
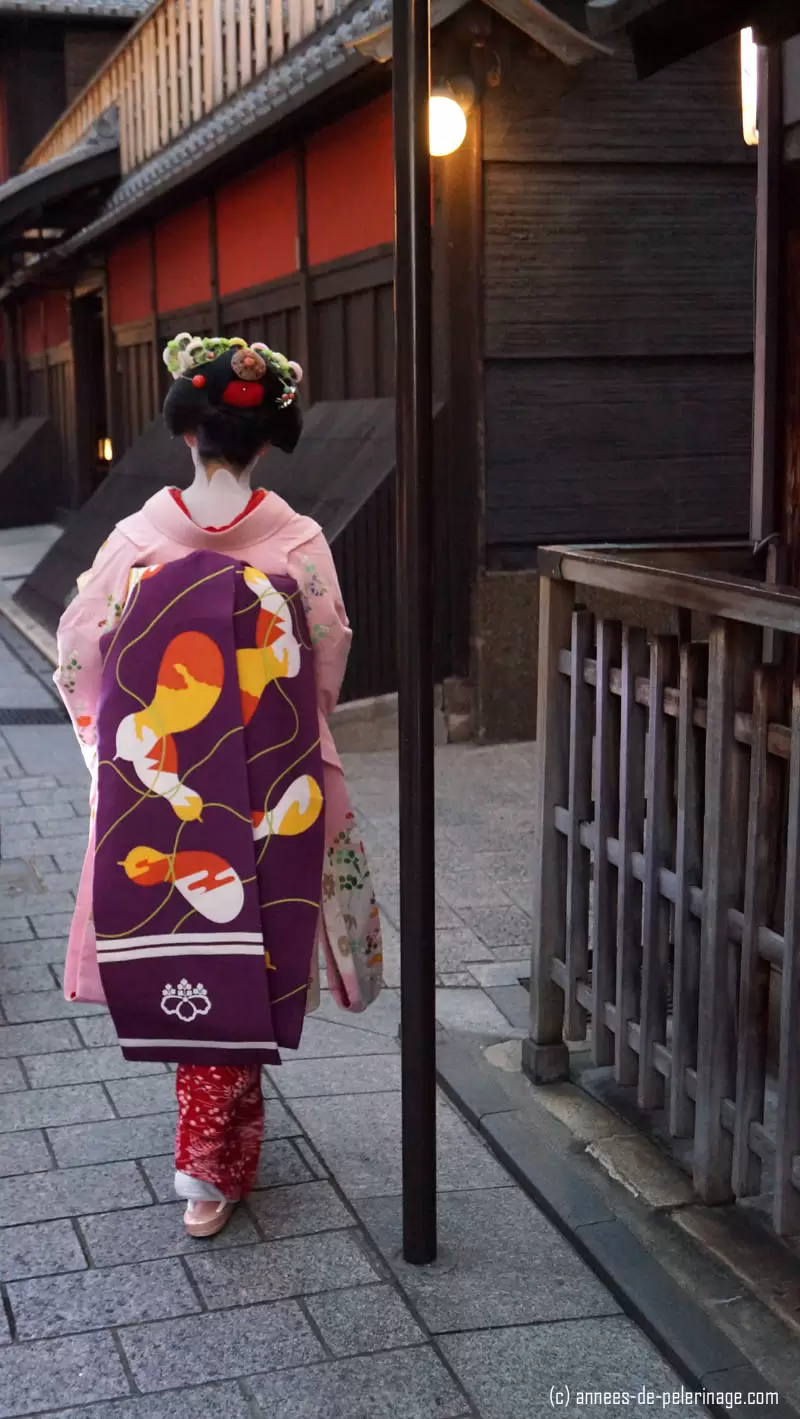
[101,258,122,467]
[2,303,20,424]
[295,145,313,406]
[208,192,221,334]
[751,45,783,546]
[149,224,160,414]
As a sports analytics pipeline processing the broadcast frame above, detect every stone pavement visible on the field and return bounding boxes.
[0,625,706,1419]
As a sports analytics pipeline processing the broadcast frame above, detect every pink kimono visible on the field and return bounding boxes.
[54,486,383,1017]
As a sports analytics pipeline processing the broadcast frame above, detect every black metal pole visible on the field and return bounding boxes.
[393,0,437,1263]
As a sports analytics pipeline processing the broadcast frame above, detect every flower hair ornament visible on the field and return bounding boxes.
[161,333,304,454]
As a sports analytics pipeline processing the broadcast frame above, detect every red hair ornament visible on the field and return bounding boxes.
[222,380,265,409]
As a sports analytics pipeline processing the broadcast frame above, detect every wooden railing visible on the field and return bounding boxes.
[528,544,800,1235]
[25,0,340,175]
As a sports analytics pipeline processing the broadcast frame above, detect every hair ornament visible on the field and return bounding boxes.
[231,346,267,381]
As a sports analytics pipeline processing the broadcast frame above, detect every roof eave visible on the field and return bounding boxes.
[351,0,612,64]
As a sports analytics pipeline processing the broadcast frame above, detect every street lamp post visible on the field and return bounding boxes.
[393,0,437,1264]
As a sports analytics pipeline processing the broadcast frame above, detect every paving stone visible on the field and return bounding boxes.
[105,1075,177,1117]
[0,1331,129,1416]
[248,1180,354,1239]
[492,944,534,962]
[436,874,516,909]
[0,1218,86,1281]
[293,1136,328,1180]
[467,960,528,988]
[188,1230,377,1308]
[437,971,479,988]
[313,990,401,1039]
[52,1383,255,1419]
[30,910,75,939]
[21,788,76,807]
[291,1093,511,1199]
[2,726,83,779]
[0,1160,151,1224]
[0,1058,25,1092]
[3,806,44,826]
[25,1048,165,1089]
[0,963,59,998]
[433,987,525,1036]
[119,1301,323,1390]
[357,1188,618,1333]
[142,1137,312,1202]
[0,1082,113,1133]
[0,1128,52,1178]
[49,1113,177,1167]
[10,1256,201,1340]
[75,1014,117,1048]
[5,894,74,920]
[292,1017,399,1060]
[307,1282,424,1356]
[247,1346,468,1419]
[0,917,32,943]
[0,935,68,967]
[263,1097,301,1138]
[80,1201,259,1266]
[272,1054,401,1099]
[439,1318,704,1419]
[0,1019,80,1059]
[1,990,104,1024]
[31,801,77,827]
[484,984,531,1031]
[458,905,535,949]
[435,927,493,972]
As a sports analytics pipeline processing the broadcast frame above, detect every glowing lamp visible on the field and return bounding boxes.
[741,28,758,147]
[97,438,113,462]
[428,87,468,158]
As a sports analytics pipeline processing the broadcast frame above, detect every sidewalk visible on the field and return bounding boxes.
[0,624,704,1419]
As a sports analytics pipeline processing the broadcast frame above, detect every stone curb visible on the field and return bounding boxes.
[435,1041,799,1419]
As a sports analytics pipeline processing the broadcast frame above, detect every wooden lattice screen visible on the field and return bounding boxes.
[529,551,800,1235]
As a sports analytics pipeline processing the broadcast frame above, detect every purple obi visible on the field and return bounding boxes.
[93,550,325,1064]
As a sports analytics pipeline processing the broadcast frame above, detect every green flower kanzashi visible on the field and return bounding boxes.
[162,332,300,397]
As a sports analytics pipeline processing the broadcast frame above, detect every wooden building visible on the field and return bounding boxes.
[526,1,800,1243]
[0,0,756,730]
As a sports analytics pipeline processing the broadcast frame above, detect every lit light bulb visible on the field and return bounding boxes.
[741,28,758,147]
[428,92,467,158]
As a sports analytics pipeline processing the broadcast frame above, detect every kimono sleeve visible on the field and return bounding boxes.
[54,530,136,770]
[291,531,352,719]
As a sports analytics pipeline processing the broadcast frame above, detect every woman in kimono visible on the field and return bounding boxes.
[55,334,382,1238]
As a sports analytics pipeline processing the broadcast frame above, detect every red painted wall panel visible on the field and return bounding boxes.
[0,73,9,183]
[216,154,298,297]
[155,200,211,313]
[108,232,152,326]
[306,94,394,267]
[20,290,71,355]
[22,295,44,356]
[43,290,70,349]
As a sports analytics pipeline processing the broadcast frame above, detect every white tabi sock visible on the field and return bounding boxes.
[174,1170,229,1203]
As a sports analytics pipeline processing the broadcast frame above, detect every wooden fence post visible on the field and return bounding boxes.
[694,620,754,1204]
[590,618,620,1066]
[733,667,780,1197]
[614,626,648,1087]
[638,635,675,1111]
[564,609,592,1041]
[522,572,573,1084]
[669,641,705,1138]
[774,680,800,1233]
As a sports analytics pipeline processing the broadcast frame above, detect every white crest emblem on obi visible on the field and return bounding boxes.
[161,979,211,1023]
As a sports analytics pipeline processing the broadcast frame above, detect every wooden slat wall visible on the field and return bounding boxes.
[486,360,754,545]
[482,32,756,564]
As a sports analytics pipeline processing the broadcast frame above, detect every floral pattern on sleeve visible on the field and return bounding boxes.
[322,812,383,986]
